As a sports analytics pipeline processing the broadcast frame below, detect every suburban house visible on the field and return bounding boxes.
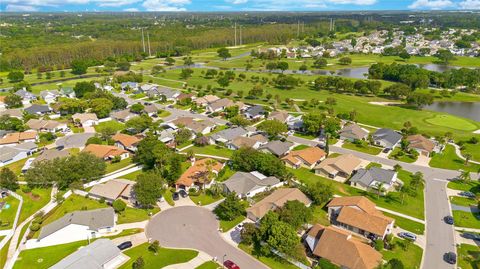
[32,149,70,166]
[13,141,38,155]
[372,128,402,149]
[177,93,194,102]
[120,82,139,91]
[282,146,327,169]
[268,111,291,123]
[210,127,249,144]
[339,123,369,142]
[0,147,28,167]
[60,87,76,98]
[227,134,268,150]
[143,104,158,117]
[194,95,220,107]
[14,89,37,104]
[259,140,294,157]
[175,158,224,191]
[157,129,176,144]
[0,108,23,119]
[0,131,38,147]
[50,239,125,269]
[244,105,266,119]
[327,196,394,240]
[112,133,142,152]
[314,154,363,182]
[206,98,244,113]
[287,115,304,131]
[24,104,51,115]
[89,179,135,204]
[111,109,136,122]
[350,167,401,193]
[406,134,437,157]
[82,144,129,160]
[246,188,312,222]
[171,117,216,135]
[26,119,68,133]
[72,113,99,127]
[223,171,283,198]
[35,208,116,247]
[305,224,382,269]
[146,87,180,101]
[40,90,61,104]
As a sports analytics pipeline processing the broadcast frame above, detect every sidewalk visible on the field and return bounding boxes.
[449,142,480,165]
[163,251,213,269]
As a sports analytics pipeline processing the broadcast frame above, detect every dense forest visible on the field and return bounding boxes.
[1,11,479,71]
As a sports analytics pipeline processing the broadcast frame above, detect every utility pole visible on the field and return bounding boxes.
[147,32,151,57]
[234,22,237,47]
[239,25,242,46]
[141,28,146,53]
[297,20,300,38]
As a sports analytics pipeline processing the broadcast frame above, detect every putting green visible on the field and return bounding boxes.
[425,114,477,131]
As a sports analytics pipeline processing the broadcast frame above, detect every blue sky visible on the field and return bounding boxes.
[1,0,479,12]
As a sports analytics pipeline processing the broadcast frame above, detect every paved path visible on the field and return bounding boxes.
[449,142,480,164]
[163,251,213,269]
[146,206,268,269]
[451,204,479,213]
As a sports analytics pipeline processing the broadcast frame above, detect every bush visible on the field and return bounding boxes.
[112,199,126,212]
[374,239,384,251]
[22,186,32,193]
[30,223,41,232]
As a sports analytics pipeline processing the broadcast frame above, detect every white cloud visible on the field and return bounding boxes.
[2,0,139,8]
[142,0,190,11]
[226,0,248,4]
[408,0,454,9]
[328,0,376,4]
[123,7,139,11]
[459,0,480,9]
[5,4,39,11]
[97,0,141,7]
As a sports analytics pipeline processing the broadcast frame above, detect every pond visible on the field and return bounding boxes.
[424,102,480,122]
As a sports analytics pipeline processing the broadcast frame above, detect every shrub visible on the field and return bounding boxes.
[113,199,127,212]
[30,223,41,232]
[374,239,384,251]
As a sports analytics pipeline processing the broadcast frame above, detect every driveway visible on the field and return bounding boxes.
[55,133,94,148]
[146,206,267,269]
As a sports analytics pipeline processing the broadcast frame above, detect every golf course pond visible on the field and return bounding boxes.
[424,101,480,122]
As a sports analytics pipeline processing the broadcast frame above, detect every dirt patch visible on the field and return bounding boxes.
[337,185,350,196]
[368,101,402,106]
[26,192,41,201]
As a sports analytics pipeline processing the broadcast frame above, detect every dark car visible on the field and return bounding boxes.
[444,252,456,264]
[444,215,454,225]
[172,192,180,201]
[223,260,240,269]
[178,189,188,198]
[398,232,417,241]
[382,148,391,153]
[117,241,132,250]
[367,234,377,241]
[462,232,480,241]
[459,191,476,199]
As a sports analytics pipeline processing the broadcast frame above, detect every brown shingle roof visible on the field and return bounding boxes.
[247,188,311,220]
[112,133,141,147]
[314,154,361,176]
[282,147,326,166]
[82,144,128,159]
[407,134,435,153]
[176,158,223,187]
[0,131,37,145]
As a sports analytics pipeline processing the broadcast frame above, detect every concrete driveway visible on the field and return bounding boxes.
[146,206,267,269]
[55,133,94,148]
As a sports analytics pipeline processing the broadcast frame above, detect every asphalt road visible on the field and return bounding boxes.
[146,206,268,269]
[424,179,456,269]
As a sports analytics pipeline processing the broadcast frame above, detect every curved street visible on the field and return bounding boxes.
[146,206,267,269]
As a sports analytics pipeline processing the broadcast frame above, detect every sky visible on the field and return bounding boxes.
[1,0,480,12]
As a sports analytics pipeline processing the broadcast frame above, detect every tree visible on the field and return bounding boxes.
[338,57,352,65]
[86,136,103,145]
[134,135,173,169]
[375,182,386,198]
[183,57,194,66]
[148,240,160,254]
[278,200,312,229]
[386,258,404,269]
[165,57,175,66]
[204,69,218,79]
[117,61,131,71]
[464,154,472,166]
[0,168,19,191]
[180,68,193,79]
[89,98,114,118]
[257,120,287,138]
[435,49,455,65]
[125,115,153,134]
[312,58,327,68]
[224,105,239,119]
[399,50,411,60]
[132,257,145,269]
[406,93,434,108]
[0,115,25,131]
[265,62,277,71]
[262,215,299,258]
[231,147,288,180]
[217,47,231,60]
[175,128,192,146]
[303,181,333,205]
[7,71,24,82]
[70,59,89,75]
[214,193,245,222]
[134,171,164,207]
[410,172,425,190]
[299,64,307,72]
[230,115,251,127]
[217,75,230,88]
[277,61,289,73]
[459,170,471,182]
[130,103,145,114]
[112,199,127,212]
[240,223,258,245]
[4,94,23,108]
[73,81,96,98]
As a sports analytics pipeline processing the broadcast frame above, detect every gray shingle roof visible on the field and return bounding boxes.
[51,239,120,269]
[245,105,265,117]
[39,207,115,240]
[350,167,397,188]
[260,140,293,156]
[0,147,23,163]
[372,128,402,147]
[24,104,51,115]
[223,171,281,196]
[210,127,248,142]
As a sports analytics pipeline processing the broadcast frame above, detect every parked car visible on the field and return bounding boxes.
[178,189,188,198]
[117,241,132,250]
[172,192,180,201]
[459,191,476,198]
[398,232,417,241]
[462,232,480,241]
[382,148,391,153]
[444,252,456,264]
[444,215,454,225]
[223,260,240,269]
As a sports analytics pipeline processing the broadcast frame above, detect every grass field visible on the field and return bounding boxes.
[381,238,423,269]
[119,243,198,269]
[0,239,11,269]
[196,261,221,269]
[383,212,425,235]
[450,196,478,207]
[238,243,301,269]
[117,206,159,224]
[447,180,480,195]
[94,120,125,133]
[219,215,245,232]
[105,158,133,174]
[457,244,480,269]
[189,192,223,206]
[461,142,480,162]
[17,188,52,224]
[453,210,480,229]
[425,114,477,131]
[429,145,480,173]
[342,141,382,155]
[0,196,20,230]
[189,145,233,158]
[290,168,425,219]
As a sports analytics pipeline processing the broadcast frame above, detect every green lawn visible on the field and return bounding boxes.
[447,180,480,194]
[0,195,20,230]
[189,145,233,158]
[290,168,425,219]
[105,158,133,174]
[342,141,382,155]
[157,109,172,118]
[196,261,221,269]
[3,157,31,175]
[450,196,478,207]
[381,238,423,269]
[106,228,144,240]
[117,206,159,224]
[457,244,480,269]
[461,142,480,162]
[121,170,145,181]
[13,240,88,269]
[94,120,125,133]
[119,243,198,269]
[292,144,310,151]
[388,148,418,163]
[293,133,318,140]
[383,212,425,235]
[452,210,480,229]
[189,192,223,206]
[219,215,245,232]
[425,114,477,131]
[0,239,11,269]
[238,243,301,269]
[311,205,331,226]
[161,188,175,206]
[429,145,480,173]
[17,188,52,224]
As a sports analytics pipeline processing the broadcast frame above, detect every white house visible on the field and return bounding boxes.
[72,113,99,127]
[40,90,61,104]
[223,171,283,198]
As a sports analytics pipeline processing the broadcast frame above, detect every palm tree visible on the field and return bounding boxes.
[411,172,425,190]
[375,182,386,198]
[459,170,471,182]
[397,184,409,205]
[464,153,472,166]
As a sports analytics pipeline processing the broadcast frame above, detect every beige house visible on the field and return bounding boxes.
[314,154,363,182]
[89,179,135,203]
[282,147,326,169]
[72,113,99,127]
[406,134,436,157]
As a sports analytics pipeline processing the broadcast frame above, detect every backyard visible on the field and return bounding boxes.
[93,120,125,133]
[0,195,20,230]
[341,141,382,155]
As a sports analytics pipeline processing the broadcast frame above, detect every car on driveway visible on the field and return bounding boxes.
[459,191,476,198]
[444,215,454,225]
[398,232,417,241]
[117,241,132,250]
[382,148,391,153]
[223,260,240,269]
[462,232,480,241]
[172,192,180,201]
[444,252,456,264]
[178,189,188,198]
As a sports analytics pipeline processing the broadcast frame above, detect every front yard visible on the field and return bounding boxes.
[341,141,382,155]
[189,192,223,206]
[447,180,480,195]
[94,120,125,133]
[450,196,478,207]
[383,212,425,235]
[381,238,423,269]
[189,145,233,158]
[0,195,20,230]
[457,243,480,269]
[219,215,245,232]
[430,144,480,173]
[452,210,480,229]
[119,243,198,269]
[388,148,418,163]
[238,243,301,269]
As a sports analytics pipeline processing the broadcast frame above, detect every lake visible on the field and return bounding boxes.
[424,102,480,122]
